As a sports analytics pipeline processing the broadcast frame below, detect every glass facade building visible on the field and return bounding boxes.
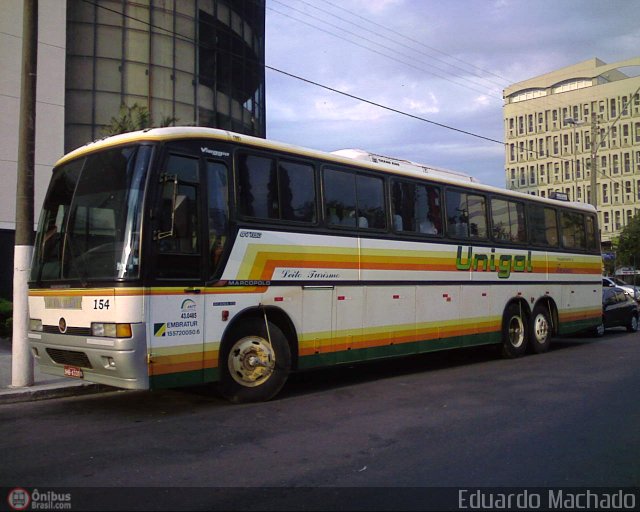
[65,0,266,153]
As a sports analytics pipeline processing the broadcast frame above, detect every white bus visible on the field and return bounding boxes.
[27,127,602,402]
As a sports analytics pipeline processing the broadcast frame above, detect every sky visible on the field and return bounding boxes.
[264,0,640,188]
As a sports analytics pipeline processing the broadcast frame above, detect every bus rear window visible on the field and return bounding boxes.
[560,211,586,250]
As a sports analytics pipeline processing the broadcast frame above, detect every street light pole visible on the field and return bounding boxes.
[564,117,581,199]
[12,0,38,387]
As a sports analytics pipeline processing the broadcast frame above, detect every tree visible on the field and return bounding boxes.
[616,213,640,269]
[102,103,177,136]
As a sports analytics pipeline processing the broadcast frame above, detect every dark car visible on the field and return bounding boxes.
[594,287,639,336]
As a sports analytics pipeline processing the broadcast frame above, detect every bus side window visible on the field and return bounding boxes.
[467,194,487,239]
[206,160,229,278]
[324,168,356,227]
[238,154,278,219]
[491,198,526,243]
[391,179,441,236]
[445,190,487,239]
[356,174,386,230]
[528,204,558,247]
[238,153,316,224]
[278,160,316,223]
[560,211,586,250]
[586,214,598,251]
[445,190,468,238]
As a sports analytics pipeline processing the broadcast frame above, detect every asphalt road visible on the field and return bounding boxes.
[1,330,639,510]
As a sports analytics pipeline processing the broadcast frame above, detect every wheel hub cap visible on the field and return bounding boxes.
[228,336,275,387]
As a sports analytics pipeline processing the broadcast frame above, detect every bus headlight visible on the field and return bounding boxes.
[91,322,132,338]
[29,318,43,332]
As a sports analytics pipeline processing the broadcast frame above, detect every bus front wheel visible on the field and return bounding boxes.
[219,318,291,403]
[501,303,528,358]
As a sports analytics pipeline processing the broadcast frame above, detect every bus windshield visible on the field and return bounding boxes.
[31,144,152,283]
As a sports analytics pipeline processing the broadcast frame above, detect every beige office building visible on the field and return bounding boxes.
[503,57,640,245]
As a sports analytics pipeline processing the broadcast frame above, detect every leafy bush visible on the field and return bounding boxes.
[0,299,12,338]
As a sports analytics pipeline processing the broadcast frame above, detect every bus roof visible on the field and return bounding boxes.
[56,126,596,214]
[330,149,480,184]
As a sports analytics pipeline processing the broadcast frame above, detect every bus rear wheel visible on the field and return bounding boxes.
[501,303,528,358]
[529,304,552,354]
[219,317,291,403]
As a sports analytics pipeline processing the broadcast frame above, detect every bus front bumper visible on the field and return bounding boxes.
[27,324,149,390]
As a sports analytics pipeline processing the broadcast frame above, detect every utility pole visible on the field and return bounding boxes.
[590,111,598,209]
[12,0,38,387]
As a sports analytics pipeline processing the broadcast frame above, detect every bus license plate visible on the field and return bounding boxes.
[64,366,84,379]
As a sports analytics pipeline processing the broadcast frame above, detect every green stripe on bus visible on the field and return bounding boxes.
[149,368,220,389]
[298,330,502,369]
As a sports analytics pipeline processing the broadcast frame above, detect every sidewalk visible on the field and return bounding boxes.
[0,337,109,404]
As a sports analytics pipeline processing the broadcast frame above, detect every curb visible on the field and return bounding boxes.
[0,382,113,405]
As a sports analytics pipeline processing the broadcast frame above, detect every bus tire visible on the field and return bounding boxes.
[219,317,291,403]
[593,321,605,337]
[529,304,552,354]
[501,303,528,358]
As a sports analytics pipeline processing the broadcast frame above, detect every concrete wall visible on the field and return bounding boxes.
[0,0,66,298]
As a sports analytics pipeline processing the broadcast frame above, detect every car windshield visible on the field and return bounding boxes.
[31,144,152,283]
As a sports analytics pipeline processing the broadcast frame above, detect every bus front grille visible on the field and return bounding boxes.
[43,325,92,336]
[46,348,93,369]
